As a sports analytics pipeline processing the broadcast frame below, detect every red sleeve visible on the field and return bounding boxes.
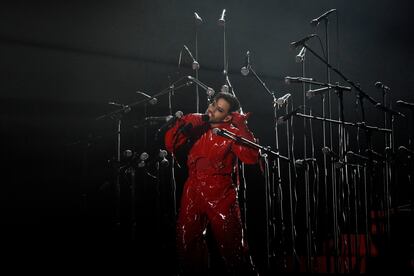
[164,113,207,154]
[231,125,259,164]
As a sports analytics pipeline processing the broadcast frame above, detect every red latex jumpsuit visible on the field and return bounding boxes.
[165,113,259,274]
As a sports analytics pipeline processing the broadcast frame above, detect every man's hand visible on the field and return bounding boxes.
[231,112,251,128]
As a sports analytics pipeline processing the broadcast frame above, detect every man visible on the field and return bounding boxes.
[164,92,259,275]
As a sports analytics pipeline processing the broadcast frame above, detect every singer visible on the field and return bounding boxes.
[164,92,259,275]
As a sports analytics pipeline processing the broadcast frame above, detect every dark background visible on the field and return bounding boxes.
[1,0,413,272]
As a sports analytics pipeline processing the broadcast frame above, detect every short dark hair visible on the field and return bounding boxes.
[213,92,240,113]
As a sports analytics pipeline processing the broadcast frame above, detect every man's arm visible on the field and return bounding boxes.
[230,112,259,164]
[164,113,207,154]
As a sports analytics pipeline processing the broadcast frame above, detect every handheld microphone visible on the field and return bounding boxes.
[194,12,203,25]
[285,76,314,84]
[136,91,158,105]
[240,50,251,76]
[310,9,337,27]
[306,87,330,99]
[183,45,200,70]
[157,110,184,134]
[290,34,317,49]
[396,100,414,109]
[374,81,390,91]
[295,46,306,63]
[218,9,226,26]
[275,93,291,106]
[276,106,303,124]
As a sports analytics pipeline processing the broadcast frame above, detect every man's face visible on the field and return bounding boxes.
[206,98,232,124]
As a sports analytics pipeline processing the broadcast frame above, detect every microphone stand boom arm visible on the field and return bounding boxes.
[214,128,289,161]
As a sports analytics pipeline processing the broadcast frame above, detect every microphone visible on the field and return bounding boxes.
[240,50,251,76]
[212,128,238,141]
[310,9,337,27]
[295,46,306,63]
[122,149,136,162]
[218,9,226,26]
[201,114,210,122]
[365,149,385,161]
[136,91,158,105]
[290,34,317,49]
[322,147,346,168]
[396,100,414,109]
[157,110,184,134]
[177,122,193,136]
[108,101,131,113]
[187,76,215,97]
[137,151,150,168]
[275,93,291,106]
[183,45,200,70]
[145,115,174,123]
[306,87,330,99]
[322,146,340,160]
[138,150,169,169]
[212,128,221,135]
[398,146,414,156]
[285,76,314,84]
[220,84,229,93]
[194,12,203,25]
[375,103,406,118]
[346,151,370,162]
[121,150,148,167]
[375,81,390,91]
[157,149,169,168]
[177,115,209,135]
[295,158,316,167]
[276,106,303,124]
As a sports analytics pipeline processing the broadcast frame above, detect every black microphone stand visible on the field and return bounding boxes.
[96,103,132,236]
[382,87,394,244]
[284,101,299,272]
[311,14,335,270]
[94,76,191,237]
[397,101,414,226]
[298,41,400,273]
[319,21,335,268]
[354,84,377,263]
[218,11,253,263]
[194,13,201,112]
[166,78,177,222]
[297,45,314,273]
[243,62,289,271]
[383,107,394,245]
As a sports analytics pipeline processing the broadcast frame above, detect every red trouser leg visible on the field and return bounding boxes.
[176,181,208,274]
[208,188,248,273]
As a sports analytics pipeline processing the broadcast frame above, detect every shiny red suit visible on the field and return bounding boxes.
[165,113,259,274]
